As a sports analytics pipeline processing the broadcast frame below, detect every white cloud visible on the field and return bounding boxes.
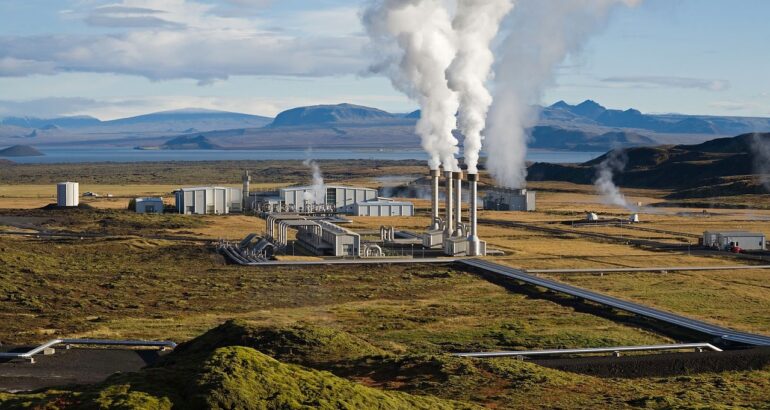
[0,0,367,83]
[601,75,730,91]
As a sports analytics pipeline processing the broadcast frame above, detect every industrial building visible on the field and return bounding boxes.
[483,188,536,211]
[175,187,243,215]
[57,182,79,207]
[279,185,377,213]
[135,197,164,214]
[703,231,766,251]
[265,214,360,257]
[353,199,414,217]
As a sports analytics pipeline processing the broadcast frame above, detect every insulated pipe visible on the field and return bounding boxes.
[430,169,441,230]
[453,171,463,237]
[467,173,480,256]
[444,171,454,237]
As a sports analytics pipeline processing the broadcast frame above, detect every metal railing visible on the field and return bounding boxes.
[453,343,723,359]
[0,338,177,363]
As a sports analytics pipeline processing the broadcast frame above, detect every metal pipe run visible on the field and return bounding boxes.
[453,171,463,237]
[430,169,441,230]
[453,343,723,358]
[467,173,480,255]
[444,171,454,237]
[0,338,177,363]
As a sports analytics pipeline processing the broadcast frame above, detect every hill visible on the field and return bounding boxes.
[160,134,222,150]
[269,103,396,127]
[0,145,44,157]
[527,132,770,198]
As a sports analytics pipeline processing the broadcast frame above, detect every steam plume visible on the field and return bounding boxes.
[446,0,513,174]
[486,0,642,188]
[363,0,460,171]
[302,158,326,204]
[594,149,635,211]
[750,133,770,191]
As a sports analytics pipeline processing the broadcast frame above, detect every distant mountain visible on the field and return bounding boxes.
[0,145,44,157]
[269,104,396,127]
[527,132,770,198]
[106,108,271,127]
[530,126,655,151]
[160,135,221,150]
[542,100,770,136]
[0,115,101,129]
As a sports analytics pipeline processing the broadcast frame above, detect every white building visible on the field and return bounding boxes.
[280,185,377,213]
[57,182,79,207]
[483,188,536,211]
[703,231,766,251]
[135,197,164,214]
[175,187,243,215]
[353,200,414,217]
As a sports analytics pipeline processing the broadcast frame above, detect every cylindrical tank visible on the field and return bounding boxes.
[57,182,79,207]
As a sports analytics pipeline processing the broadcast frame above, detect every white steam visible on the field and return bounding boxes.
[363,0,460,171]
[751,133,770,191]
[594,149,636,211]
[485,0,642,188]
[302,158,326,204]
[446,0,513,174]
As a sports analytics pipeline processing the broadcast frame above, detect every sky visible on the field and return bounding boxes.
[0,0,768,120]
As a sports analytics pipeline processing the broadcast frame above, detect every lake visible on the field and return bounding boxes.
[4,147,603,165]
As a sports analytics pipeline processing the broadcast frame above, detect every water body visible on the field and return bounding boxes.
[5,147,602,165]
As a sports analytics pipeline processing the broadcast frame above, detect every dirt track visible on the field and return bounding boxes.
[535,347,770,378]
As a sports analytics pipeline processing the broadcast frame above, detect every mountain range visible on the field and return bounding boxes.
[2,101,770,152]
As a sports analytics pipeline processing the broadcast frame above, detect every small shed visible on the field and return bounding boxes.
[57,182,79,207]
[135,197,164,214]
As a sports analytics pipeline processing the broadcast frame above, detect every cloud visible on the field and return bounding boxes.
[0,0,367,83]
[601,75,730,91]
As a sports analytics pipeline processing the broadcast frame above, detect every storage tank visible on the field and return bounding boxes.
[57,182,79,207]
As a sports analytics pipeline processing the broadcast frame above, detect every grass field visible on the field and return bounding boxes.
[1,161,770,408]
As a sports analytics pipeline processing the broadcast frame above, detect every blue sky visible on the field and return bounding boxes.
[0,0,768,120]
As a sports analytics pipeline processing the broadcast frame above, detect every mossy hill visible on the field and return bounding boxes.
[528,132,770,198]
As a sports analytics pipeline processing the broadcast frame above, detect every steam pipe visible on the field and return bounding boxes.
[430,169,441,230]
[453,171,463,237]
[444,171,454,237]
[468,173,480,255]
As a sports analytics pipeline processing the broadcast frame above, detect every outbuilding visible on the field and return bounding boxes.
[135,197,164,214]
[175,187,243,215]
[483,188,536,211]
[703,231,766,251]
[280,185,377,213]
[353,200,414,217]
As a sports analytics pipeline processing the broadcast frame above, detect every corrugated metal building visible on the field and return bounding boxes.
[703,231,766,251]
[483,188,536,211]
[296,219,361,257]
[280,185,376,213]
[135,197,164,214]
[175,187,243,215]
[353,200,414,217]
[57,182,79,207]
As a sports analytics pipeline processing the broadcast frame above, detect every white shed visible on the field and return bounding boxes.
[353,200,414,217]
[57,182,79,207]
[280,185,376,213]
[175,187,242,215]
[136,197,164,214]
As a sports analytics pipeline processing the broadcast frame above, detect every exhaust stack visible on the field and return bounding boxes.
[430,169,441,230]
[468,173,480,256]
[444,171,454,237]
[242,170,251,210]
[453,171,463,237]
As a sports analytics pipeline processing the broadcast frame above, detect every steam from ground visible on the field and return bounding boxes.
[446,0,513,174]
[485,0,642,188]
[362,0,460,171]
[302,158,326,204]
[750,133,770,191]
[594,149,636,211]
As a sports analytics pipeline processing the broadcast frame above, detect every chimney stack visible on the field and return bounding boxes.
[444,171,454,237]
[453,171,463,237]
[430,168,441,230]
[242,170,251,211]
[468,173,480,255]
